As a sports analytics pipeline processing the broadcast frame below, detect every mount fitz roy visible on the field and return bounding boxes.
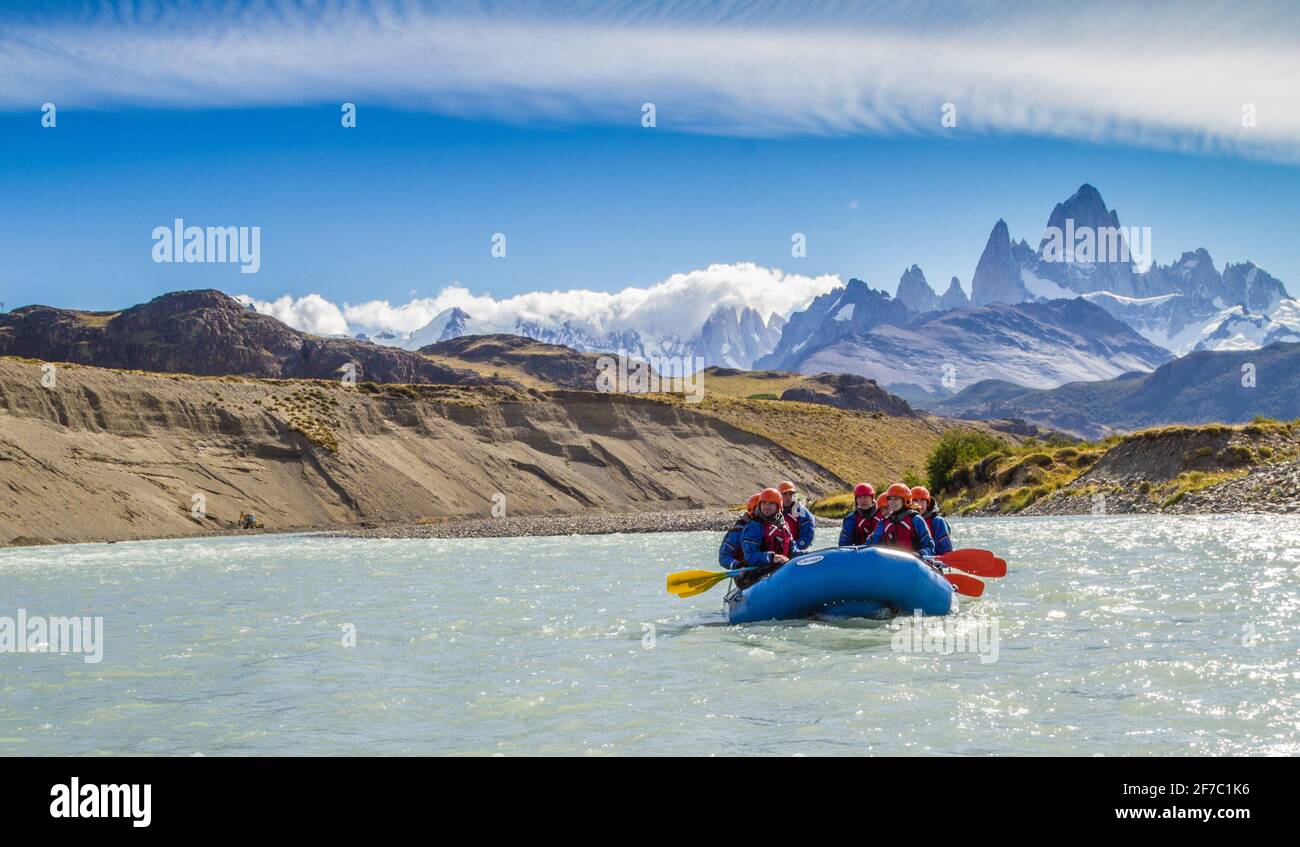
[307,183,1292,388]
[965,184,1297,354]
[757,183,1295,396]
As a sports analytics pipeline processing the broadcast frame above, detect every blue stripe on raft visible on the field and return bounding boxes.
[724,545,957,624]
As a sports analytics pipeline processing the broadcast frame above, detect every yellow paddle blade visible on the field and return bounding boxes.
[674,575,732,599]
[666,569,732,597]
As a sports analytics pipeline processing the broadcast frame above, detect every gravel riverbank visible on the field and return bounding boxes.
[327,510,841,540]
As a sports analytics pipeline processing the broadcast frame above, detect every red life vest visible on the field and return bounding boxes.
[850,509,878,545]
[880,509,922,552]
[783,510,799,542]
[921,512,941,543]
[762,516,794,558]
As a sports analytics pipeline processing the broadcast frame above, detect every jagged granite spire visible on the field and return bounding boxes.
[895,264,939,313]
[939,276,969,310]
[971,220,1031,306]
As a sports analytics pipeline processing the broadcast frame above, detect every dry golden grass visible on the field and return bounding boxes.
[699,369,808,400]
[419,352,554,389]
[70,311,120,328]
[944,419,1300,514]
[690,395,943,487]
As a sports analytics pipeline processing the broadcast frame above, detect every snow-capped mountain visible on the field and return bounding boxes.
[1076,252,1296,355]
[254,186,1290,384]
[697,306,786,369]
[510,317,695,362]
[374,303,786,369]
[761,296,1171,394]
[755,278,914,369]
[410,306,476,345]
[1033,183,1143,297]
[969,184,1298,355]
[515,305,786,369]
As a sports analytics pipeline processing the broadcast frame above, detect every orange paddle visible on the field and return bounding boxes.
[943,572,985,597]
[936,549,1007,578]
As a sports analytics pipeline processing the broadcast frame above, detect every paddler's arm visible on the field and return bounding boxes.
[912,515,935,558]
[796,505,815,551]
[838,512,854,546]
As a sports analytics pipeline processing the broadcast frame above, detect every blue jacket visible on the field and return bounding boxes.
[838,508,878,546]
[718,515,750,567]
[741,515,789,567]
[868,511,935,558]
[922,511,953,555]
[784,502,815,552]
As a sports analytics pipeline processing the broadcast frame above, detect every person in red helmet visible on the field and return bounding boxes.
[718,493,761,567]
[910,486,953,555]
[867,482,935,558]
[737,487,795,588]
[776,480,815,552]
[838,482,879,546]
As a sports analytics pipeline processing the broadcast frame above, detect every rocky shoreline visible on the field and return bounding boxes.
[965,458,1300,517]
[327,510,841,540]
[1,510,844,548]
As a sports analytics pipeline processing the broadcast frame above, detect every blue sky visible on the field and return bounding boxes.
[1,1,1298,332]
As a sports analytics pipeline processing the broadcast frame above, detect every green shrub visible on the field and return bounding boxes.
[976,453,1005,481]
[1162,490,1187,508]
[384,384,419,399]
[925,430,1008,494]
[1216,445,1254,466]
[746,392,780,400]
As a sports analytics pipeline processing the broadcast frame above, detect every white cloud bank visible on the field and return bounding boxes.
[238,262,842,339]
[2,1,1299,159]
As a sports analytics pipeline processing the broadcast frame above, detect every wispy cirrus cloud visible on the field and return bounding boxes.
[3,1,1298,159]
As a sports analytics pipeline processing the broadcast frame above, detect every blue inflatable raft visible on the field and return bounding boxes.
[724,545,957,624]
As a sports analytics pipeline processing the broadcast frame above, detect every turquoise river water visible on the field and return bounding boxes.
[1,515,1297,755]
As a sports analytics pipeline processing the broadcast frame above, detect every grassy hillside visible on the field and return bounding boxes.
[698,368,810,400]
[688,395,939,486]
[419,335,606,390]
[935,418,1300,514]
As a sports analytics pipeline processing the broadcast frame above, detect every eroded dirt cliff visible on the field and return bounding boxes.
[0,358,844,544]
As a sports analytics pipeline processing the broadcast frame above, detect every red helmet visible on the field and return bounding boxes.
[910,486,931,504]
[885,483,911,499]
[758,487,783,506]
[746,493,762,514]
[777,480,797,494]
[853,482,875,499]
[876,494,889,510]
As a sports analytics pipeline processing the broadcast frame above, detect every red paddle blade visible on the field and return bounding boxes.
[936,549,1006,578]
[944,572,985,597]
